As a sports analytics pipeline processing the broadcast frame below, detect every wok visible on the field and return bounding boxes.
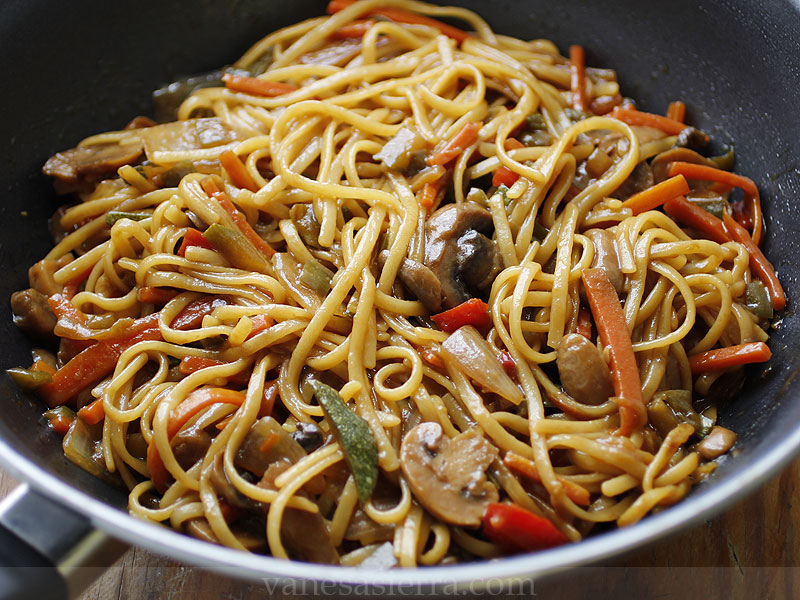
[0,0,798,597]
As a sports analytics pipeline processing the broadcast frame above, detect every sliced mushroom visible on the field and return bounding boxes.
[675,126,710,151]
[613,160,654,200]
[29,256,71,296]
[697,426,737,460]
[378,249,442,312]
[424,204,502,309]
[208,454,261,512]
[400,422,499,527]
[43,140,143,187]
[10,288,57,342]
[556,333,614,406]
[583,229,623,295]
[171,425,212,471]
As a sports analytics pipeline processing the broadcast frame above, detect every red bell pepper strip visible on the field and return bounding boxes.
[722,212,786,311]
[177,228,214,257]
[581,268,647,436]
[498,351,516,377]
[37,312,162,407]
[688,341,771,375]
[431,298,492,333]
[492,138,525,188]
[222,73,298,97]
[327,0,470,43]
[483,502,568,552]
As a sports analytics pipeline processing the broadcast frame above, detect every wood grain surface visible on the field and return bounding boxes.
[1,460,797,600]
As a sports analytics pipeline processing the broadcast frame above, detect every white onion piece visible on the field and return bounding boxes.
[441,325,523,405]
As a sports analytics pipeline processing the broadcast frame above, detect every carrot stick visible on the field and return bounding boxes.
[137,286,179,305]
[610,107,688,135]
[201,177,275,256]
[581,268,646,436]
[418,174,448,210]
[666,101,686,123]
[569,45,588,112]
[427,121,481,166]
[722,212,786,311]
[664,195,731,244]
[668,161,763,246]
[246,313,274,339]
[32,359,57,376]
[146,387,247,492]
[492,138,525,188]
[620,174,690,215]
[77,398,105,426]
[331,19,375,38]
[48,415,73,436]
[48,293,87,326]
[171,296,226,330]
[689,342,772,375]
[575,307,592,340]
[222,73,298,97]
[219,150,260,193]
[504,451,590,506]
[38,313,162,407]
[327,0,470,43]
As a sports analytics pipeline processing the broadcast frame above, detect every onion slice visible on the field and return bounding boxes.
[441,325,524,405]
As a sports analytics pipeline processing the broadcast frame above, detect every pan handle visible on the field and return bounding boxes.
[0,484,128,600]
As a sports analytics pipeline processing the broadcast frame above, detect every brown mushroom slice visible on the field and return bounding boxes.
[697,426,737,460]
[583,228,623,295]
[10,288,57,342]
[400,422,499,527]
[43,140,143,184]
[424,203,502,309]
[378,249,442,313]
[612,160,654,200]
[141,118,243,163]
[556,333,614,406]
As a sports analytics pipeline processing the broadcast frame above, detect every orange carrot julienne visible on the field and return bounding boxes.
[201,177,276,257]
[327,0,470,43]
[575,307,593,340]
[420,346,445,369]
[722,212,786,311]
[688,342,772,375]
[504,451,590,506]
[331,19,375,38]
[137,286,179,305]
[146,387,247,492]
[246,313,274,339]
[32,359,57,376]
[610,107,688,136]
[581,268,646,436]
[664,195,731,245]
[219,150,260,193]
[492,138,525,188]
[48,293,87,326]
[222,73,298,97]
[427,121,481,166]
[668,161,763,246]
[419,173,448,210]
[666,101,686,123]
[620,174,690,215]
[48,415,73,436]
[569,45,588,112]
[77,398,105,426]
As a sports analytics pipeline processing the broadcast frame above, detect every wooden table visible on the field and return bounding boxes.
[1,460,798,600]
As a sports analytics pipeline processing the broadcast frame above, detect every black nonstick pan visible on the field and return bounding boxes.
[0,0,799,598]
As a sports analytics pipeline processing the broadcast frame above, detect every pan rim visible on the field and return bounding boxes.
[0,418,798,588]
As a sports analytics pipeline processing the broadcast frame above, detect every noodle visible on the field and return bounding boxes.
[9,0,783,567]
